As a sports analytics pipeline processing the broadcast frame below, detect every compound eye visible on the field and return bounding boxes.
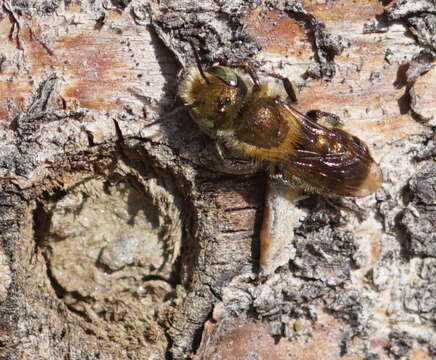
[208,66,238,87]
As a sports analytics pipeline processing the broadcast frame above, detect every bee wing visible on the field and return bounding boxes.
[277,104,382,197]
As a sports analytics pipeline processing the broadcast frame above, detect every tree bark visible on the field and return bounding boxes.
[0,1,434,359]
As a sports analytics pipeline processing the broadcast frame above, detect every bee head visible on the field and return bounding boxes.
[179,65,248,136]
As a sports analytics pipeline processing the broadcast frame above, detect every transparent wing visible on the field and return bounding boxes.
[275,104,382,197]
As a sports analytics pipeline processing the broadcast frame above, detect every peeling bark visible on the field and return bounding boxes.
[0,1,434,359]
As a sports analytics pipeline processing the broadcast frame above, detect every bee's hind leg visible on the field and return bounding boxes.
[258,70,344,129]
[306,110,344,130]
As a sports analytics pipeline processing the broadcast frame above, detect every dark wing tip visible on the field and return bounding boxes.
[348,161,383,197]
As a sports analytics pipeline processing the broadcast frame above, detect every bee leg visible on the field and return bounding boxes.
[260,72,299,104]
[217,140,265,173]
[199,139,264,174]
[258,71,343,129]
[243,64,261,90]
[282,78,299,104]
[306,110,344,130]
[268,170,303,188]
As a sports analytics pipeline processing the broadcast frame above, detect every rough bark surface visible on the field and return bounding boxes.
[0,1,434,359]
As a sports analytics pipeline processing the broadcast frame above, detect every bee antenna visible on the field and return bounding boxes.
[187,40,210,85]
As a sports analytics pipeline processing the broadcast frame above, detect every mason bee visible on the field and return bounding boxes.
[178,45,382,272]
[179,49,382,197]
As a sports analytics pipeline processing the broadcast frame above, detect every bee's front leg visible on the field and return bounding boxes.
[198,138,265,175]
[215,140,265,174]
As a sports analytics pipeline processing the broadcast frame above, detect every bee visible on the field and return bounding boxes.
[178,44,383,273]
